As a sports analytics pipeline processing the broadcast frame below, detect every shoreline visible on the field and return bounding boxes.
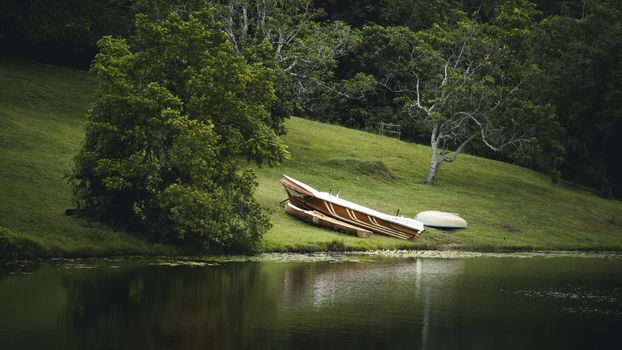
[3,248,622,265]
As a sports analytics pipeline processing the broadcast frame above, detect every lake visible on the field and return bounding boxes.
[1,253,621,349]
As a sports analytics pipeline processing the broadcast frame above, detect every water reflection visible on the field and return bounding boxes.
[0,257,621,349]
[62,262,279,349]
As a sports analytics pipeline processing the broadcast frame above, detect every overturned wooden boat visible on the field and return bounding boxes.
[280,175,424,240]
[284,201,372,238]
[415,211,467,229]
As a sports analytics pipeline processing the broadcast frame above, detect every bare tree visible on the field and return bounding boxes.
[379,22,534,184]
[208,0,311,59]
[208,0,357,111]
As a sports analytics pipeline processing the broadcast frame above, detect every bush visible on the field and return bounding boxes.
[70,7,288,254]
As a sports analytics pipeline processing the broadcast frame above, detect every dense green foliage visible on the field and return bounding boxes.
[530,0,622,197]
[70,8,288,253]
[0,0,134,67]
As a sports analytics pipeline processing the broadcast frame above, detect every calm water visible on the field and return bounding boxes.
[1,255,621,349]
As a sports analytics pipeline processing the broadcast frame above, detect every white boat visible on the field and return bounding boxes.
[414,211,467,229]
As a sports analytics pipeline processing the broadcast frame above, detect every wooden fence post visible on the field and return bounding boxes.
[377,122,401,139]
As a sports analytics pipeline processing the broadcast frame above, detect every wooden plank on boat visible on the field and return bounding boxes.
[284,201,372,238]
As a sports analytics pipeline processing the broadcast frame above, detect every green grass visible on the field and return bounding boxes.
[255,119,622,251]
[1,59,621,258]
[0,59,178,258]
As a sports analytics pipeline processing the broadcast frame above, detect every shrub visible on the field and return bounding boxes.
[70,7,288,254]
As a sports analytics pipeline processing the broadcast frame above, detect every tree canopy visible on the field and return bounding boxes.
[530,0,622,196]
[70,7,288,253]
[351,20,560,184]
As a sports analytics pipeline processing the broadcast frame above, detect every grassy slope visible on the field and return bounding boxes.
[256,119,622,251]
[0,59,177,257]
[1,59,621,257]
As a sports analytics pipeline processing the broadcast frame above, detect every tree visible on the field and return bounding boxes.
[380,0,464,31]
[70,7,288,253]
[531,0,622,196]
[471,0,565,180]
[0,0,135,68]
[208,0,358,114]
[366,21,552,184]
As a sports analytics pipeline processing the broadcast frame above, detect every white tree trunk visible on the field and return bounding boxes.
[426,154,439,185]
[426,127,441,185]
[426,150,443,185]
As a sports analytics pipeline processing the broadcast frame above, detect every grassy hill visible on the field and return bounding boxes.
[258,118,622,251]
[0,59,177,258]
[1,59,621,258]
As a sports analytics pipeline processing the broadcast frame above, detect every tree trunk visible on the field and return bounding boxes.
[426,133,473,184]
[426,153,442,184]
[426,130,441,184]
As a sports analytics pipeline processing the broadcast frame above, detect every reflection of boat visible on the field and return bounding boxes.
[415,211,467,229]
[280,258,465,311]
[280,175,424,240]
[284,201,372,238]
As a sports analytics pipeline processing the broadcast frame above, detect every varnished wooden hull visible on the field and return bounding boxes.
[284,202,372,238]
[281,175,423,240]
